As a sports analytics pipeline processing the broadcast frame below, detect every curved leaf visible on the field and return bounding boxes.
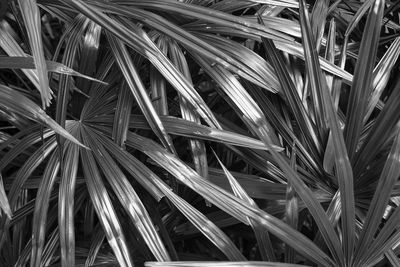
[17,0,51,107]
[0,84,85,148]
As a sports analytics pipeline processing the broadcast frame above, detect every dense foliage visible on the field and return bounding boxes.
[0,0,400,266]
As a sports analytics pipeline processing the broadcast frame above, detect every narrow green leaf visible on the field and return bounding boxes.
[235,0,299,8]
[285,148,298,263]
[58,123,80,267]
[85,224,106,267]
[299,0,355,264]
[344,0,374,37]
[112,83,133,147]
[258,23,323,161]
[87,0,283,92]
[125,132,336,266]
[126,115,282,152]
[6,138,57,211]
[167,40,209,183]
[322,18,341,174]
[206,167,287,200]
[246,83,322,175]
[83,126,171,262]
[76,20,102,93]
[366,37,400,121]
[354,129,400,263]
[150,35,169,116]
[17,0,52,107]
[41,227,59,267]
[273,39,353,84]
[213,151,275,261]
[191,53,280,147]
[80,132,134,267]
[0,56,106,84]
[310,0,329,50]
[344,0,385,160]
[152,176,247,261]
[192,33,280,92]
[354,76,400,176]
[362,223,400,266]
[240,15,301,38]
[385,250,400,267]
[93,132,165,201]
[14,239,32,267]
[65,0,222,129]
[55,15,89,129]
[0,128,53,171]
[90,129,245,260]
[0,22,51,99]
[0,174,11,219]
[0,84,86,148]
[298,0,328,140]
[113,0,292,42]
[30,151,60,267]
[107,32,176,153]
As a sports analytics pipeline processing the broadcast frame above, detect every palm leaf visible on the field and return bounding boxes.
[258,24,323,162]
[30,150,60,267]
[344,0,385,160]
[150,35,169,115]
[65,0,221,128]
[0,174,11,219]
[85,224,106,267]
[153,177,247,261]
[92,130,245,260]
[0,22,51,99]
[353,76,400,176]
[125,132,336,266]
[299,0,355,264]
[0,138,57,255]
[354,129,400,263]
[214,151,275,261]
[385,250,400,267]
[127,115,282,151]
[58,123,80,267]
[116,0,292,41]
[366,37,400,121]
[93,132,165,201]
[76,20,102,93]
[112,83,133,147]
[107,32,176,153]
[191,52,280,146]
[223,0,299,8]
[0,56,105,84]
[82,126,171,262]
[0,128,53,171]
[0,84,85,148]
[80,131,134,267]
[284,148,298,263]
[17,0,51,107]
[84,114,282,151]
[54,14,89,129]
[167,39,209,182]
[310,0,329,50]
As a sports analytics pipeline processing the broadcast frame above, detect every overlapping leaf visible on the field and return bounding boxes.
[344,0,384,160]
[125,132,336,266]
[0,84,84,148]
[82,125,171,262]
[0,56,105,84]
[17,0,51,107]
[107,32,176,153]
[80,132,134,267]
